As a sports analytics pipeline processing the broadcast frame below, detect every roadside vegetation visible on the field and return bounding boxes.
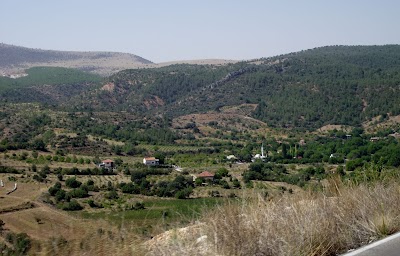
[147,168,400,255]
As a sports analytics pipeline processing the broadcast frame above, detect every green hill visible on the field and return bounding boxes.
[86,45,400,129]
[2,45,400,130]
[0,67,102,104]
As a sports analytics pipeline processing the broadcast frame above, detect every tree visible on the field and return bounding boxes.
[0,219,5,233]
[175,187,193,199]
[31,151,38,159]
[232,178,241,188]
[65,177,82,188]
[62,200,83,211]
[114,158,123,166]
[105,190,119,199]
[195,178,203,186]
[55,189,66,202]
[154,152,166,164]
[282,144,288,159]
[32,139,46,151]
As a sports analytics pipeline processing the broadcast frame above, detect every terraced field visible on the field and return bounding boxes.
[138,144,213,153]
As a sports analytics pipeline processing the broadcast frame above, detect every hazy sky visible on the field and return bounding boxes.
[1,0,399,62]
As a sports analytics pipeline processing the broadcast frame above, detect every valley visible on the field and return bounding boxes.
[1,44,400,255]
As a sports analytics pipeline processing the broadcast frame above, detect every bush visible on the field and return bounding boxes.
[65,177,82,188]
[127,202,145,210]
[232,178,241,188]
[55,189,66,202]
[120,182,139,194]
[4,232,31,254]
[105,190,119,200]
[62,200,83,211]
[209,190,221,197]
[175,187,193,199]
[220,180,231,189]
[67,188,89,198]
[48,184,61,196]
[87,199,103,208]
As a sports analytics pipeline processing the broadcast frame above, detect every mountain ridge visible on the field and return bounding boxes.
[0,43,153,76]
[93,45,400,129]
[1,44,400,131]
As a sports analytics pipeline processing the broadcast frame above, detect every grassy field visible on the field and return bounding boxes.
[79,197,226,236]
[138,144,213,153]
[146,179,400,256]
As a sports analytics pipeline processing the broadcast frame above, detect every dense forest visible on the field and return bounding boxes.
[83,45,400,129]
[0,67,102,104]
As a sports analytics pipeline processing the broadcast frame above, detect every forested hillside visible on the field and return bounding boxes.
[0,67,102,104]
[87,45,400,129]
[1,45,400,130]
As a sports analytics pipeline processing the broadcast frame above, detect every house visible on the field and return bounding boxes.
[389,132,400,139]
[143,157,160,166]
[99,159,114,169]
[195,171,215,181]
[226,155,237,160]
[370,137,381,142]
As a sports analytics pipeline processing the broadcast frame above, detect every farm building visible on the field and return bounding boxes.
[226,155,237,160]
[194,171,215,181]
[99,159,114,169]
[143,157,160,166]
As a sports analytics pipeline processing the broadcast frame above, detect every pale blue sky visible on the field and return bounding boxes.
[1,0,399,62]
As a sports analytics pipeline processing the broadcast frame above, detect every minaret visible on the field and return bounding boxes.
[261,143,264,158]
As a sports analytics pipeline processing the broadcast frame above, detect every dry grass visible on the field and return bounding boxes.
[147,179,400,255]
[0,176,145,255]
[33,222,145,256]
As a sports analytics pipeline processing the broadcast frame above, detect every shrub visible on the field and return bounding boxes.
[48,184,61,196]
[175,187,193,199]
[232,178,241,188]
[105,190,119,200]
[65,177,82,188]
[62,200,83,211]
[55,189,66,202]
[87,200,102,208]
[67,188,89,198]
[149,180,400,256]
[209,190,221,197]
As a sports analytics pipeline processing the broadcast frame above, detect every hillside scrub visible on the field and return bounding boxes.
[147,178,400,256]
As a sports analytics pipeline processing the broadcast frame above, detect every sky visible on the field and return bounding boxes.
[1,0,399,63]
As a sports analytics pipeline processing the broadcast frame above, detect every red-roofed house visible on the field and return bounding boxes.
[195,171,214,181]
[99,159,114,169]
[143,157,160,166]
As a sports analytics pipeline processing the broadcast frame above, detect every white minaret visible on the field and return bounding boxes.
[261,143,264,158]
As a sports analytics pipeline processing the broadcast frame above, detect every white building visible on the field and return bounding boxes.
[143,157,160,166]
[253,144,267,161]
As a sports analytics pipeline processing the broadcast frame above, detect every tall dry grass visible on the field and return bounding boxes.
[30,221,146,256]
[147,178,400,256]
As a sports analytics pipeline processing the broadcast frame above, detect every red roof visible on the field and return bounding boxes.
[102,159,114,163]
[197,171,214,178]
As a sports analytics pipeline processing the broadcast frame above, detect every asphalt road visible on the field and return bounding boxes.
[342,232,400,256]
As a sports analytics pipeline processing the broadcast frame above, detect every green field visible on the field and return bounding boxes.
[79,197,226,228]
[138,144,213,153]
[0,66,102,91]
